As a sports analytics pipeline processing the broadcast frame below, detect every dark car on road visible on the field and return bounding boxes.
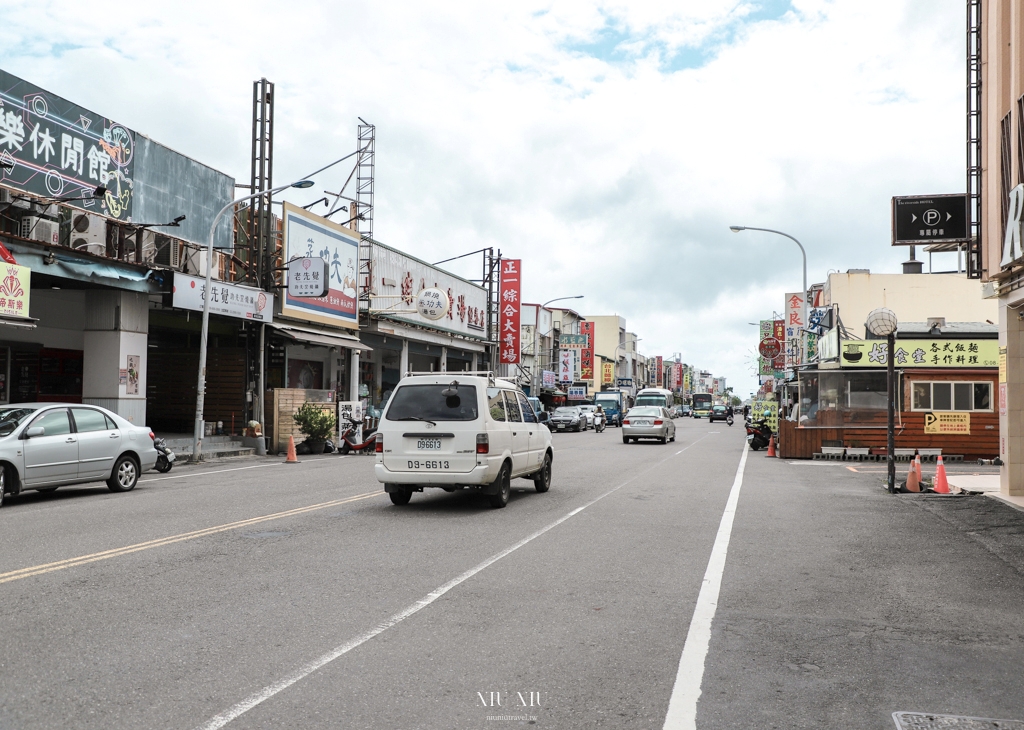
[708,405,730,423]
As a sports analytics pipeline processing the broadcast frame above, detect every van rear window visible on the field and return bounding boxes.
[386,384,479,422]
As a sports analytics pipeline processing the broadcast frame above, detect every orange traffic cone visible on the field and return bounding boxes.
[914,454,923,484]
[766,435,777,457]
[933,454,949,493]
[285,435,299,464]
[906,464,920,492]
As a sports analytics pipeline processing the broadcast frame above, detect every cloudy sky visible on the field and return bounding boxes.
[2,0,965,395]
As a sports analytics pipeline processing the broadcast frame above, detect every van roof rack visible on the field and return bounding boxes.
[403,370,503,385]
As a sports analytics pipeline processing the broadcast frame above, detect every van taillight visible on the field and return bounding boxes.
[476,433,489,454]
[374,434,383,453]
[149,431,156,441]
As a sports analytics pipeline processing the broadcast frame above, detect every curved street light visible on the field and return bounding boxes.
[729,225,807,297]
[531,295,583,396]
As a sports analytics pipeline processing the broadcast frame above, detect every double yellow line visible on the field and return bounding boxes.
[0,490,381,585]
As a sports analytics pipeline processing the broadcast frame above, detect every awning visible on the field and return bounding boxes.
[269,322,373,351]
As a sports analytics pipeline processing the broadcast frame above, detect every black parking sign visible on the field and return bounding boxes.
[891,194,968,245]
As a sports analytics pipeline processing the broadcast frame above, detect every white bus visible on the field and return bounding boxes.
[634,388,673,410]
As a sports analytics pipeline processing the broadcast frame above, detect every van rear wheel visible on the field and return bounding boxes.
[488,463,511,508]
[389,488,412,505]
[533,454,551,493]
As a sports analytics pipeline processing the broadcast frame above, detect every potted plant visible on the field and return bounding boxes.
[292,402,336,454]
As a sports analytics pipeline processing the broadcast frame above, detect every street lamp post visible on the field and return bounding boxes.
[729,226,807,300]
[866,307,899,493]
[531,296,583,396]
[191,178,316,461]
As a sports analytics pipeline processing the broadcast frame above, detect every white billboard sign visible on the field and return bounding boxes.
[559,349,576,383]
[368,241,488,339]
[172,273,273,322]
[280,202,359,330]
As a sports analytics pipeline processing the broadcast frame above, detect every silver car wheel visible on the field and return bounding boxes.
[0,466,5,508]
[118,460,136,488]
[107,455,139,492]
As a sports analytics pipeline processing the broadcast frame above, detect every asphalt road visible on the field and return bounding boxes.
[1,418,1022,729]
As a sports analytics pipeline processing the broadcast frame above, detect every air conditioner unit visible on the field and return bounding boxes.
[20,216,59,245]
[70,212,107,256]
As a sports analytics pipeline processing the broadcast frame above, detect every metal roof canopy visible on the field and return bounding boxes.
[268,322,372,351]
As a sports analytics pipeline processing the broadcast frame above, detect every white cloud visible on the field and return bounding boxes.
[0,0,965,395]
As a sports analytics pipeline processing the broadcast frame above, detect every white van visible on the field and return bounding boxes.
[374,372,553,508]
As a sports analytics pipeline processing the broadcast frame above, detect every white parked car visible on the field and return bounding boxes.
[0,403,160,508]
[374,373,554,508]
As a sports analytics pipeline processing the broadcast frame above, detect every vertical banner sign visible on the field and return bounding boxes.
[773,319,786,373]
[655,355,663,388]
[560,349,576,383]
[602,361,614,385]
[499,259,522,364]
[580,321,595,381]
[785,293,805,368]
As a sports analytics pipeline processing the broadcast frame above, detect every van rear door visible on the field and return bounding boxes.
[381,383,480,474]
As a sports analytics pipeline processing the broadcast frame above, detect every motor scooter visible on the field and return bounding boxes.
[154,437,176,473]
[594,412,606,433]
[745,418,772,450]
[338,417,378,454]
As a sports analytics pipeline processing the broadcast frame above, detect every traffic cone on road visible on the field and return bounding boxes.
[285,435,299,464]
[933,454,950,493]
[914,454,923,484]
[766,435,777,458]
[905,464,921,492]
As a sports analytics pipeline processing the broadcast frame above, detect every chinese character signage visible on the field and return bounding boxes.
[0,263,31,321]
[0,69,135,220]
[281,202,358,330]
[580,322,594,381]
[839,339,998,368]
[172,273,273,322]
[287,256,329,297]
[773,319,786,373]
[559,349,576,382]
[369,240,487,338]
[924,412,970,435]
[559,334,588,348]
[785,292,805,368]
[567,385,587,400]
[655,356,663,387]
[499,259,521,363]
[542,370,557,389]
[602,362,614,385]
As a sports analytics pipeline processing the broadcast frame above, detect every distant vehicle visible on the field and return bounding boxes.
[680,405,692,416]
[594,391,626,427]
[634,388,673,410]
[708,404,730,423]
[691,393,713,418]
[373,373,552,508]
[550,406,585,432]
[578,405,597,429]
[621,406,676,444]
[0,403,159,507]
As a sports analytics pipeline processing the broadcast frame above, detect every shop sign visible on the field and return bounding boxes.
[785,292,805,368]
[616,377,633,387]
[839,339,998,368]
[281,203,358,329]
[559,334,588,348]
[416,287,450,321]
[818,328,839,360]
[924,412,970,435]
[751,399,779,433]
[893,194,968,246]
[567,385,587,400]
[172,273,273,322]
[602,362,614,385]
[655,355,663,387]
[1000,383,1008,416]
[369,240,488,338]
[580,322,595,381]
[758,337,782,359]
[999,347,1007,383]
[773,319,785,373]
[0,263,31,320]
[559,349,575,382]
[498,259,522,363]
[542,370,556,389]
[0,69,135,220]
[287,256,329,297]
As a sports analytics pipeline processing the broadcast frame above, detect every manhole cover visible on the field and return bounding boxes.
[893,712,1024,729]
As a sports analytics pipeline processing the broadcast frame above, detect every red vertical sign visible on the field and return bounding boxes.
[580,321,594,380]
[499,259,521,364]
[773,319,786,371]
[655,356,663,387]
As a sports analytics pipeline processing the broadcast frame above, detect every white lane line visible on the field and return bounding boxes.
[140,464,282,481]
[662,442,749,730]
[195,434,713,730]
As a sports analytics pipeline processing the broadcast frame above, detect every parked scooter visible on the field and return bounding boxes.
[154,437,176,473]
[339,417,378,455]
[745,415,772,451]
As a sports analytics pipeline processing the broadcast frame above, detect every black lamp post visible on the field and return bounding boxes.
[866,307,899,493]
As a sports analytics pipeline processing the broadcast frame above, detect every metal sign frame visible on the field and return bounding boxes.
[891,194,969,246]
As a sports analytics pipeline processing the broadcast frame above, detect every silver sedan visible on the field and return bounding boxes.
[0,403,159,508]
[622,406,677,444]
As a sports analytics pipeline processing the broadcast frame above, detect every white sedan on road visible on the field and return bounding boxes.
[0,403,159,508]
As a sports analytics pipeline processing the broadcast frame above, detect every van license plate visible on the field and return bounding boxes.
[417,439,442,450]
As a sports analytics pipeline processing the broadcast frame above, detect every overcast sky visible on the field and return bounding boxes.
[2,0,965,395]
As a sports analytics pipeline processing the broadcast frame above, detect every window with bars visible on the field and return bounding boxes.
[910,381,992,411]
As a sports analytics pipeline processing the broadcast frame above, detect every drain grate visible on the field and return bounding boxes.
[894,712,1024,729]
